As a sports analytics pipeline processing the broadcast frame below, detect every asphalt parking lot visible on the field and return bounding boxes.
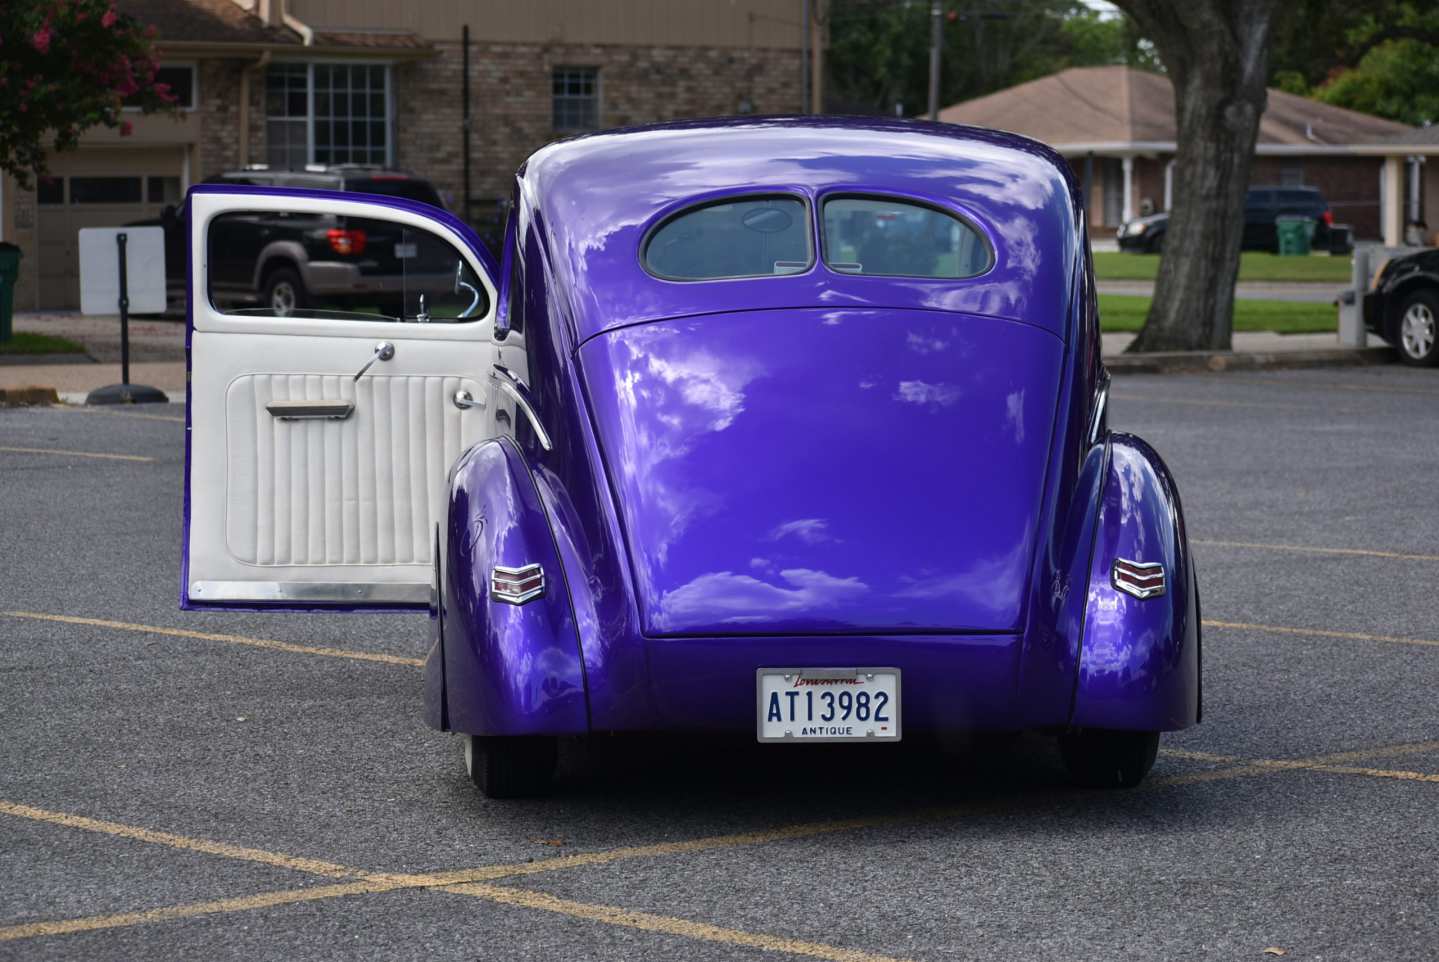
[2,365,1437,961]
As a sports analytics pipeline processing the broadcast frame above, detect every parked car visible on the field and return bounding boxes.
[132,165,450,316]
[1118,185,1334,253]
[1365,246,1439,366]
[180,119,1201,797]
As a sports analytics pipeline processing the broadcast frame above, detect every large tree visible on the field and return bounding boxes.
[1,0,174,188]
[1112,1,1282,352]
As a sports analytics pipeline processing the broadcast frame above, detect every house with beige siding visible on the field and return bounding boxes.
[0,0,808,309]
[938,66,1435,246]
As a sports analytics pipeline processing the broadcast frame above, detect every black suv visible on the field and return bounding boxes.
[200,165,451,317]
[1118,186,1334,254]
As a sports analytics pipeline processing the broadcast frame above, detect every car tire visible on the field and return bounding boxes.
[1058,729,1160,788]
[465,735,557,798]
[261,267,308,317]
[1394,289,1439,367]
[1146,233,1164,254]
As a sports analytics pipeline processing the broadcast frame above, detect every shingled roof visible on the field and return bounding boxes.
[117,0,300,45]
[938,66,1414,152]
[116,0,430,54]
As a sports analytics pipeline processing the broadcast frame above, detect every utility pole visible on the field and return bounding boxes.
[802,0,811,114]
[810,0,825,114]
[927,1,942,121]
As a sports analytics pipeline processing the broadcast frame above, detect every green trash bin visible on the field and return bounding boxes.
[0,242,21,342]
[1276,216,1314,256]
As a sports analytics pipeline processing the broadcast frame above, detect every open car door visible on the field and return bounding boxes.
[182,186,510,610]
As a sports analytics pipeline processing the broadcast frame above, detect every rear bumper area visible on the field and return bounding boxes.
[640,633,1044,734]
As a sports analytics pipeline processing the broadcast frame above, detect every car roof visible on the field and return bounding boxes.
[518,116,1082,344]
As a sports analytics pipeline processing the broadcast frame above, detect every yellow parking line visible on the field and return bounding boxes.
[5,736,1438,947]
[0,801,359,879]
[1205,619,1439,649]
[1299,764,1439,783]
[1194,539,1439,563]
[0,881,397,943]
[2,611,423,667]
[444,882,915,962]
[1158,748,1243,764]
[0,445,154,463]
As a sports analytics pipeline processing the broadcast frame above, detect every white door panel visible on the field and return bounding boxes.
[184,189,506,608]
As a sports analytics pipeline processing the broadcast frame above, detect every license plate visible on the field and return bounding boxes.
[756,668,901,742]
[394,242,418,259]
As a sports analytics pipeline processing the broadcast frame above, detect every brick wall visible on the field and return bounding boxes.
[395,40,804,237]
[197,59,266,178]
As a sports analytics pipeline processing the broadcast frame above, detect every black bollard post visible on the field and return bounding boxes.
[85,229,167,405]
[117,232,131,386]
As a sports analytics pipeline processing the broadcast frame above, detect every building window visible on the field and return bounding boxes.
[552,67,599,131]
[124,64,197,110]
[265,63,392,169]
[37,177,64,205]
[1280,166,1305,186]
[265,63,309,169]
[70,177,144,204]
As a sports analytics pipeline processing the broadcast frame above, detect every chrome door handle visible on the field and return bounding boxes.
[453,389,482,410]
[353,341,395,381]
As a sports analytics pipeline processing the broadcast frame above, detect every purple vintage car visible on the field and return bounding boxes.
[181,118,1199,797]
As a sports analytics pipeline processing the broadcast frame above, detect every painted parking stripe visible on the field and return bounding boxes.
[0,800,359,879]
[1205,619,1439,649]
[2,611,423,667]
[1195,539,1439,563]
[4,737,1437,946]
[0,881,399,943]
[444,882,916,962]
[0,445,154,462]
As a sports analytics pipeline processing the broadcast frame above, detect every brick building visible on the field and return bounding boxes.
[938,66,1426,242]
[0,0,808,309]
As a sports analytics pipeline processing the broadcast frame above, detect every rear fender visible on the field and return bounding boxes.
[1071,434,1200,731]
[428,436,589,736]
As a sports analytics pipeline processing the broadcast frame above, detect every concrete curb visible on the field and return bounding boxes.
[1104,346,1396,374]
[0,353,95,366]
[0,386,61,406]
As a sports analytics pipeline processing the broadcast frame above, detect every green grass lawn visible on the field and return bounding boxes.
[0,332,86,355]
[1093,251,1352,284]
[1098,295,1336,335]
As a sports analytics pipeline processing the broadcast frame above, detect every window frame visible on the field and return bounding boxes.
[639,192,816,284]
[265,60,395,169]
[123,62,198,112]
[551,66,601,133]
[818,192,995,281]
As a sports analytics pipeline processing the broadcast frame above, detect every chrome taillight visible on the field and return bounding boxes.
[491,563,545,604]
[1112,559,1166,599]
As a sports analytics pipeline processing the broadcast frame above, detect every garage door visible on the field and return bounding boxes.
[37,147,184,309]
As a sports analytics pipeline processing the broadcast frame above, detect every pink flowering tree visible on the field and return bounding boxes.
[1,0,177,188]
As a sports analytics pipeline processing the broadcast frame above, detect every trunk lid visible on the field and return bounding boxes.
[578,308,1062,636]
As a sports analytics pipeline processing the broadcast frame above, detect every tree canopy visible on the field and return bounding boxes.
[825,0,1156,117]
[1,0,175,187]
[1270,0,1439,124]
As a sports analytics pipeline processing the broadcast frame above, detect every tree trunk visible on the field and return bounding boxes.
[1112,1,1280,352]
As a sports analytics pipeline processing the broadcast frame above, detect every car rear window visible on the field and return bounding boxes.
[643,195,811,281]
[821,196,991,279]
[347,177,445,209]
